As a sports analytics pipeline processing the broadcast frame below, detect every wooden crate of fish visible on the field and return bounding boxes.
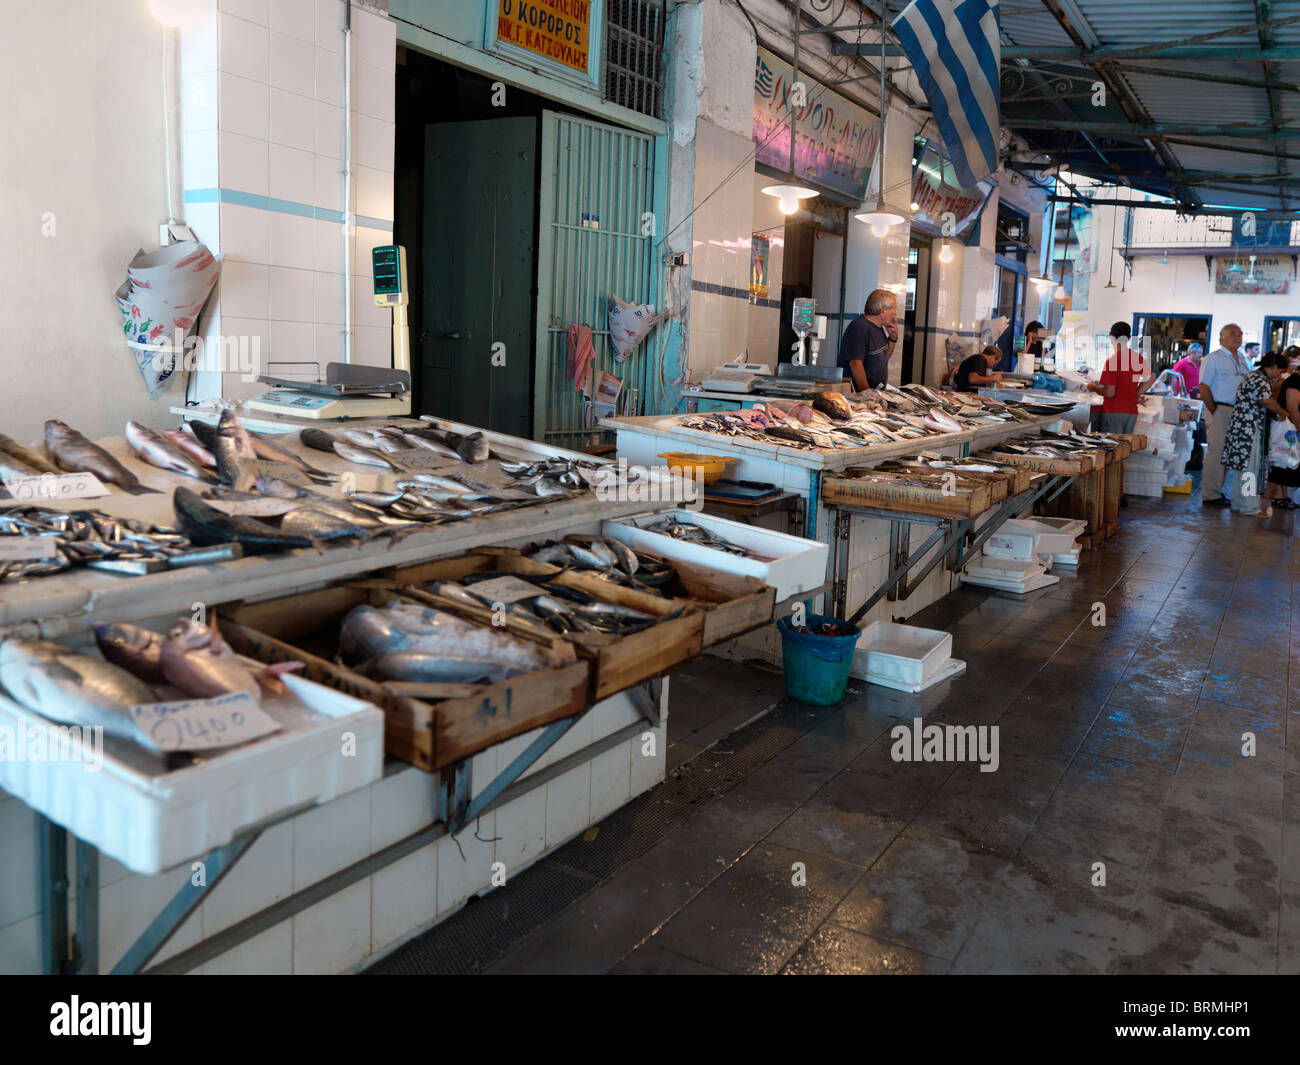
[217,583,591,772]
[388,550,706,702]
[863,459,1030,502]
[821,472,992,518]
[972,448,1098,476]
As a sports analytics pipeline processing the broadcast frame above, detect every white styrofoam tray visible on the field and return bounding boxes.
[0,672,384,875]
[851,620,954,692]
[602,509,828,600]
[1001,518,1080,559]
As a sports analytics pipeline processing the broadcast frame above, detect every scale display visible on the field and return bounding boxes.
[791,298,815,333]
[373,245,405,305]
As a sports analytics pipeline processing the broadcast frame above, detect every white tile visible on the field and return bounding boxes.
[200,821,291,935]
[545,763,591,848]
[268,143,314,204]
[269,0,315,42]
[219,0,268,26]
[269,87,315,152]
[218,202,270,262]
[0,801,37,928]
[218,259,269,318]
[469,745,498,800]
[315,153,342,211]
[592,692,640,741]
[219,12,268,83]
[589,743,632,823]
[268,209,316,269]
[353,224,387,264]
[219,130,268,195]
[354,59,394,121]
[436,812,496,916]
[492,793,547,875]
[630,725,665,796]
[370,766,437,852]
[182,71,219,133]
[316,0,343,50]
[269,265,315,322]
[315,101,342,158]
[314,270,343,325]
[182,131,219,190]
[270,319,316,367]
[204,920,292,974]
[354,116,394,172]
[536,710,593,771]
[292,877,370,974]
[269,31,315,98]
[99,869,203,973]
[352,324,392,367]
[315,46,342,106]
[370,843,437,954]
[352,285,389,330]
[0,914,41,975]
[315,321,342,364]
[180,13,219,74]
[350,7,395,71]
[293,788,371,891]
[215,316,271,379]
[219,72,269,139]
[501,727,544,781]
[355,164,393,221]
[314,217,343,272]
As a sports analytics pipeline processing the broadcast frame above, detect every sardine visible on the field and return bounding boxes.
[333,441,399,471]
[44,420,158,495]
[173,486,314,554]
[125,421,216,481]
[0,433,60,475]
[0,639,154,743]
[92,621,168,684]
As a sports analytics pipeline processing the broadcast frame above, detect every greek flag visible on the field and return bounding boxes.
[893,0,1000,189]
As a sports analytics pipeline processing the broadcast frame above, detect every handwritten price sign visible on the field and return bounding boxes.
[2,472,108,502]
[129,692,282,752]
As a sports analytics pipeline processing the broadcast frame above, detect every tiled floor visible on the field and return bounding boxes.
[420,479,1300,974]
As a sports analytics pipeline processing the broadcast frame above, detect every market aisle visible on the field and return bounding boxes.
[369,485,1298,975]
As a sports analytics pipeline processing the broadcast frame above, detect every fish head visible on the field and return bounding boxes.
[93,621,154,656]
[216,410,241,438]
[166,617,218,651]
[44,420,74,444]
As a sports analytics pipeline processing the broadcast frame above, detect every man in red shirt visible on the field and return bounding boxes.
[1087,321,1153,433]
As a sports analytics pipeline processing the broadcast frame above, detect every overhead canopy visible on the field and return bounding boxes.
[835,0,1300,215]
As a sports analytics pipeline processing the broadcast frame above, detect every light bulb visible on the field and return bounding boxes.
[871,221,889,237]
[939,242,954,263]
[910,201,920,212]
[148,0,203,28]
[779,192,798,215]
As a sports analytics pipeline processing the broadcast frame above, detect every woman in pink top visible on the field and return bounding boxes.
[1172,344,1203,396]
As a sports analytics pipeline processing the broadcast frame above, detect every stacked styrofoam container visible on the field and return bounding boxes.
[1131,399,1195,497]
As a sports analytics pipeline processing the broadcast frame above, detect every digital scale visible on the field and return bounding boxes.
[245,245,414,420]
[700,361,773,394]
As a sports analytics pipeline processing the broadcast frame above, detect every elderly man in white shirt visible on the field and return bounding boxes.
[1199,323,1252,506]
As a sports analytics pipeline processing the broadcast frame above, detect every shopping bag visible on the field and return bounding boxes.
[1269,418,1300,469]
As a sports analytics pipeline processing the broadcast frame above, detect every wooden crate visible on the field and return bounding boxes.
[822,474,992,518]
[218,583,590,773]
[1109,432,1148,453]
[975,449,1096,476]
[869,462,1019,502]
[392,550,706,702]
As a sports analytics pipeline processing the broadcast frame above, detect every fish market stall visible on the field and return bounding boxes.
[0,411,808,975]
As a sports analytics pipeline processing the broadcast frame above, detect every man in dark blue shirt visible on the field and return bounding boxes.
[837,289,898,390]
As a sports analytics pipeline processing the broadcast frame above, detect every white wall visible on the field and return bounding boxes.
[0,0,182,444]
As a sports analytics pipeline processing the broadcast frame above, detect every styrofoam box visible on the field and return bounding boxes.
[1127,482,1165,498]
[1001,518,1080,558]
[0,673,384,875]
[1127,470,1171,486]
[602,509,828,601]
[984,530,1037,560]
[853,621,964,693]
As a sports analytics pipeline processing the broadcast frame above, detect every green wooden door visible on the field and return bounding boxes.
[422,118,536,436]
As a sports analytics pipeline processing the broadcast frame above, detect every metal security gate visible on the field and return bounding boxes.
[535,110,657,446]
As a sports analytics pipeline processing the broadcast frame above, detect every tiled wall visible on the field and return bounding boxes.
[687,121,756,381]
[0,691,666,974]
[748,174,785,367]
[180,0,396,401]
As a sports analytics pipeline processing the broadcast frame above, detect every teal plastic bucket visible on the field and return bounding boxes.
[777,615,861,705]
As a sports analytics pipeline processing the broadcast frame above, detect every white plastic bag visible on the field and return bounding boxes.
[1269,419,1300,469]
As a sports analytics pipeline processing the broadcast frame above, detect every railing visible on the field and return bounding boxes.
[1125,211,1235,248]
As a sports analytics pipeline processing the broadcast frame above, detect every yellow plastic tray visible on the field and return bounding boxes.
[657,452,733,484]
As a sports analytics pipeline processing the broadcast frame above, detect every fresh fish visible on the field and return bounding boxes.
[249,431,333,480]
[332,441,399,471]
[0,639,154,742]
[0,433,60,475]
[213,410,260,490]
[92,621,167,684]
[340,602,546,675]
[44,420,158,495]
[349,489,405,507]
[401,430,460,460]
[606,539,639,576]
[125,421,216,482]
[813,391,852,421]
[253,476,405,527]
[567,542,612,569]
[456,431,490,464]
[279,507,368,541]
[186,419,219,451]
[164,430,217,469]
[161,618,302,703]
[924,408,963,434]
[299,427,339,454]
[425,580,490,608]
[530,544,574,567]
[357,652,524,685]
[173,486,314,554]
[411,473,473,495]
[0,452,49,480]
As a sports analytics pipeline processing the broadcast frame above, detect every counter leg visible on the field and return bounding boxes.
[38,816,69,975]
[73,839,99,975]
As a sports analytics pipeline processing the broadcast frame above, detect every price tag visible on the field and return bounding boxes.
[1,472,108,502]
[465,575,546,604]
[247,460,313,486]
[387,448,463,472]
[203,496,301,517]
[0,535,61,560]
[129,692,281,752]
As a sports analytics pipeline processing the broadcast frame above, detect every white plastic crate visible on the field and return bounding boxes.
[851,621,965,693]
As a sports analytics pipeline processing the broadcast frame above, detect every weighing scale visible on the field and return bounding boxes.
[245,245,414,420]
[700,361,773,393]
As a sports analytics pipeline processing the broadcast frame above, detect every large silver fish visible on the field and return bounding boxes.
[332,441,399,471]
[0,433,59,475]
[0,639,154,742]
[248,430,334,481]
[93,621,167,684]
[164,429,217,469]
[339,602,546,676]
[214,410,259,490]
[44,420,158,495]
[125,421,215,482]
[160,618,302,704]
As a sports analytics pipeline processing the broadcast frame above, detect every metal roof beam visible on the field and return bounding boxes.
[1008,120,1300,140]
[1108,63,1300,95]
[1256,0,1288,210]
[834,44,1300,61]
[1163,136,1300,165]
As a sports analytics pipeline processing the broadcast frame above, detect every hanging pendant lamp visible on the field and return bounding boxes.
[855,19,907,236]
[762,2,818,218]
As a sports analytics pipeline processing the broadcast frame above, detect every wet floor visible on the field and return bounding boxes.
[390,477,1300,974]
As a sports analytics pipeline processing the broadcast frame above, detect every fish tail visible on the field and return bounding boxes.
[123,483,162,495]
